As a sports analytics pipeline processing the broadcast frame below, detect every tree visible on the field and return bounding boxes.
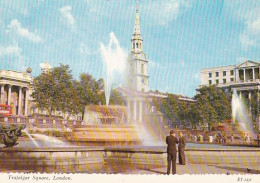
[109,89,126,105]
[31,64,81,118]
[77,73,100,117]
[195,85,232,129]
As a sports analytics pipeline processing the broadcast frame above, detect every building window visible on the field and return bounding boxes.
[216,72,219,77]
[209,80,212,85]
[223,71,226,76]
[141,79,145,84]
[230,78,234,82]
[141,64,144,74]
[230,70,234,76]
[140,43,142,49]
[208,73,212,78]
[133,43,135,49]
[216,79,219,84]
[223,79,226,84]
[136,43,138,48]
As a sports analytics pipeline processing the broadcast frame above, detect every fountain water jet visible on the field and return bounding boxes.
[232,89,256,138]
[100,32,127,105]
[31,134,67,145]
[24,130,39,147]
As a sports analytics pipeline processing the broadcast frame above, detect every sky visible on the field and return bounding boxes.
[0,0,260,97]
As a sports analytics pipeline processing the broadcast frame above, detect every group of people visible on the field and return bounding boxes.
[166,130,186,175]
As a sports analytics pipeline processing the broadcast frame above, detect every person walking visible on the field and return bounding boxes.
[166,130,179,175]
[178,132,186,165]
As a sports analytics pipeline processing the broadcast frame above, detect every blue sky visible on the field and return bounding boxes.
[0,0,260,97]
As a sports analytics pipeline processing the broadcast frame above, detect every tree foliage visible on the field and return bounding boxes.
[32,64,126,119]
[32,64,80,118]
[153,85,232,130]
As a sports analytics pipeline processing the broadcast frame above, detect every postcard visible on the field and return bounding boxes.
[0,0,259,183]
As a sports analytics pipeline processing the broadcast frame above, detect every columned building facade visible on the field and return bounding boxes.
[0,69,33,116]
[200,60,260,97]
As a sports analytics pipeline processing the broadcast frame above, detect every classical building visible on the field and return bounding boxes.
[0,62,81,120]
[0,68,33,116]
[200,60,260,97]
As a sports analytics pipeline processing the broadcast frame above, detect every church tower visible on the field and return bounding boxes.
[128,7,149,92]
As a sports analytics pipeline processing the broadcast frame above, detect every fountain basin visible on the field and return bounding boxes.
[0,147,104,172]
[104,145,260,166]
[67,125,141,146]
[0,144,259,173]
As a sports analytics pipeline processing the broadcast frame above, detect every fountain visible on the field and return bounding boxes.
[100,32,127,106]
[232,89,257,139]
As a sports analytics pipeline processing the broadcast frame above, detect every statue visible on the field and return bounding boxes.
[0,124,26,147]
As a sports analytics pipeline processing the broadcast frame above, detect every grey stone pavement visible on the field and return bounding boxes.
[0,160,259,174]
[1,163,259,174]
[1,140,259,174]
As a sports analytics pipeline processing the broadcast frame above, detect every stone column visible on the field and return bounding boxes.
[24,88,29,116]
[133,100,137,122]
[0,84,4,104]
[259,67,260,79]
[7,85,12,105]
[235,69,239,81]
[243,69,246,81]
[139,100,142,123]
[18,87,22,115]
[253,68,255,80]
[249,91,251,100]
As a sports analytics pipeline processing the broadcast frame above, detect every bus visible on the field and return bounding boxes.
[0,104,13,117]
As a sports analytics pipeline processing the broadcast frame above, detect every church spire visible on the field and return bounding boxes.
[131,6,143,52]
[134,6,141,35]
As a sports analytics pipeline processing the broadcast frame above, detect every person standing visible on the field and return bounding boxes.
[245,134,250,144]
[166,130,179,175]
[178,132,186,165]
[230,134,234,143]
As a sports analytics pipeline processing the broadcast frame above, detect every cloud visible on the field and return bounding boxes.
[59,6,75,29]
[193,72,200,81]
[224,0,260,48]
[0,44,21,57]
[79,43,99,55]
[144,0,192,26]
[239,33,256,48]
[7,19,43,42]
[250,17,260,34]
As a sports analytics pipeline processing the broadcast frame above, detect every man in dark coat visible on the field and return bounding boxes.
[178,132,186,165]
[166,130,179,174]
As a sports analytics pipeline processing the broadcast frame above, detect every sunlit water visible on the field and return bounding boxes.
[232,89,256,138]
[100,32,127,105]
[24,130,39,147]
[31,134,67,145]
